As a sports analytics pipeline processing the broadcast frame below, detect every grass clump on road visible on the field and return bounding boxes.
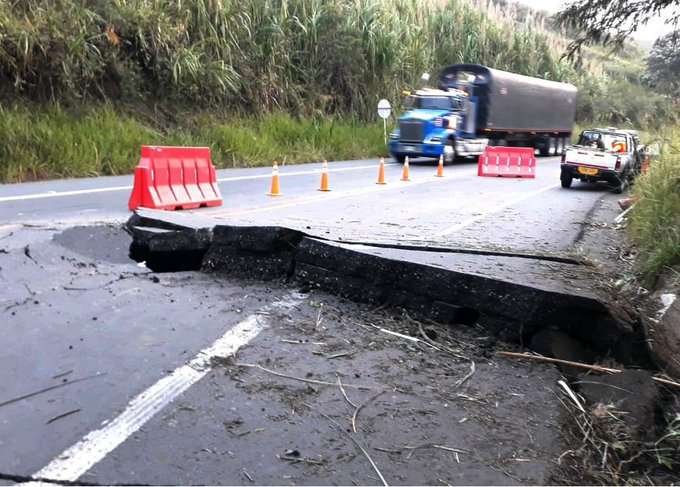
[629,128,680,281]
[0,103,386,182]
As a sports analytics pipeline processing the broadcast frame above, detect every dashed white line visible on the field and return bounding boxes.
[28,293,304,483]
[436,183,558,236]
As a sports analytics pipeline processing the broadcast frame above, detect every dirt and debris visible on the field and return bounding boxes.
[86,292,567,485]
[551,194,680,485]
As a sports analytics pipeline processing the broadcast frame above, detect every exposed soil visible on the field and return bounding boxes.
[86,289,567,485]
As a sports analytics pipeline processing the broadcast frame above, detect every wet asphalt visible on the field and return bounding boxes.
[0,156,624,484]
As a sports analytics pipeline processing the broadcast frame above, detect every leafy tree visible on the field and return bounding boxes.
[645,31,680,96]
[556,0,679,56]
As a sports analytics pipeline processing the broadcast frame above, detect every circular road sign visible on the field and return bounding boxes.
[377,99,391,119]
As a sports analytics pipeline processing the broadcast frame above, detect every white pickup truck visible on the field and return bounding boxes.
[560,128,643,193]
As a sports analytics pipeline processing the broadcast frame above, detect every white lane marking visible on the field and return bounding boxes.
[0,185,133,203]
[29,293,303,483]
[207,173,463,219]
[436,184,558,237]
[0,163,395,204]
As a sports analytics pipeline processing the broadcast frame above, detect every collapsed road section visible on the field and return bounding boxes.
[126,209,644,364]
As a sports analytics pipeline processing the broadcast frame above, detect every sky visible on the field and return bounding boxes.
[512,0,676,47]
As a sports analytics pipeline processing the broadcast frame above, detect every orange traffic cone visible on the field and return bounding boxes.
[268,161,282,196]
[376,158,387,185]
[401,156,411,181]
[436,155,444,177]
[318,160,331,192]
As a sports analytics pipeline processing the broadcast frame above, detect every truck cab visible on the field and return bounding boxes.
[388,88,487,164]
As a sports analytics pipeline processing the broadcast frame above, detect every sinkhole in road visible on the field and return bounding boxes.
[123,216,650,369]
[53,224,137,265]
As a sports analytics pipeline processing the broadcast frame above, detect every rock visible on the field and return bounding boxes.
[578,370,659,441]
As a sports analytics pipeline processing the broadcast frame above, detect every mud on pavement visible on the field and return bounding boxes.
[86,294,566,486]
[0,223,572,485]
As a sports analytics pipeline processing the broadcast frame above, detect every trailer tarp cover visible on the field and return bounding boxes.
[439,64,577,133]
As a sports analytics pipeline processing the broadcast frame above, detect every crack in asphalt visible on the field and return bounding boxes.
[0,471,146,486]
[572,196,604,247]
[317,237,588,265]
[23,245,37,264]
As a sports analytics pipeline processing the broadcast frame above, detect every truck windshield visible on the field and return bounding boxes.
[415,96,460,110]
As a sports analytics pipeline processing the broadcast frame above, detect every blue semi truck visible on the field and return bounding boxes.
[388,64,577,163]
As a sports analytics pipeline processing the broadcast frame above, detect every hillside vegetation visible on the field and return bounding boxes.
[630,128,680,280]
[0,0,676,181]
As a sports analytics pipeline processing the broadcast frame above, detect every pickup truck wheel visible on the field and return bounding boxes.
[560,170,573,188]
[613,175,627,194]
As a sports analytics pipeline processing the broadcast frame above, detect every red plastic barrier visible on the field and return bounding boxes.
[477,146,536,178]
[128,146,223,211]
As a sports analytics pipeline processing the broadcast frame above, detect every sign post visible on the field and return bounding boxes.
[377,99,391,145]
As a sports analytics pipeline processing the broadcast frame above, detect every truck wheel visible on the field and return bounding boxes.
[560,170,573,189]
[394,155,406,164]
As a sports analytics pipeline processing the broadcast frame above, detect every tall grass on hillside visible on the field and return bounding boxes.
[0,0,566,118]
[0,103,386,182]
[629,129,680,281]
[0,0,672,127]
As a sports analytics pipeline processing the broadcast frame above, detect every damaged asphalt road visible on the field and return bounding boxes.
[0,224,566,486]
[0,157,650,485]
[0,223,565,486]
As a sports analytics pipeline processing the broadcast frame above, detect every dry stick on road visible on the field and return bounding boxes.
[304,403,389,487]
[403,443,470,459]
[0,373,106,409]
[370,320,468,361]
[337,376,385,433]
[411,316,470,361]
[352,391,385,433]
[497,351,680,389]
[337,376,358,409]
[46,408,81,425]
[497,351,621,373]
[236,363,382,391]
[315,305,324,330]
[454,361,476,389]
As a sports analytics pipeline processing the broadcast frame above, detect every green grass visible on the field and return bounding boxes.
[0,103,388,183]
[0,0,675,184]
[0,0,569,119]
[629,127,680,281]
